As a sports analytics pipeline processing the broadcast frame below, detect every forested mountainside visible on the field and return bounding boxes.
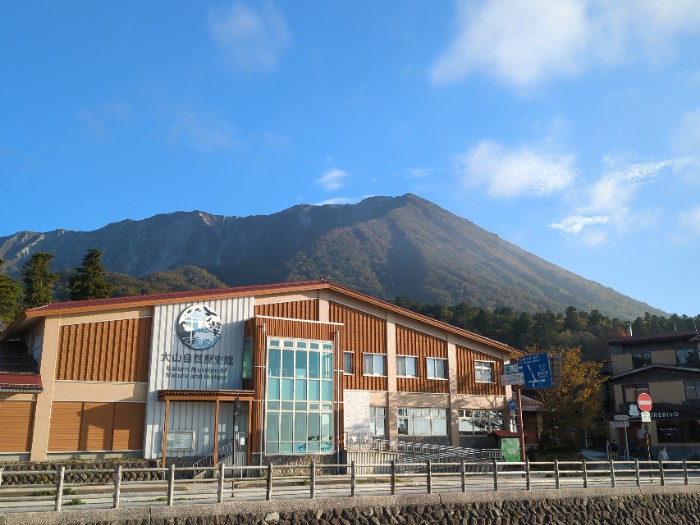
[0,194,665,319]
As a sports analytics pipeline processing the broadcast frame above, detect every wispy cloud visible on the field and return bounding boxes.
[431,0,700,88]
[455,140,576,198]
[208,2,291,73]
[550,157,688,244]
[168,106,237,151]
[78,101,133,139]
[314,197,360,206]
[316,168,350,191]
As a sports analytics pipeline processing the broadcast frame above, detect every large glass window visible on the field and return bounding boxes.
[363,353,386,376]
[458,409,504,435]
[475,361,494,383]
[677,348,700,366]
[631,352,652,368]
[397,355,418,377]
[427,358,447,379]
[397,407,447,436]
[370,407,386,437]
[266,338,334,455]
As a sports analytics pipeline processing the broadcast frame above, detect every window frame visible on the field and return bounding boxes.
[458,409,505,435]
[343,351,354,375]
[474,360,495,383]
[396,407,448,437]
[363,353,386,377]
[631,351,652,368]
[396,355,418,378]
[426,357,448,380]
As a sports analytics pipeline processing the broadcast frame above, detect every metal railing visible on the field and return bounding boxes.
[2,458,698,513]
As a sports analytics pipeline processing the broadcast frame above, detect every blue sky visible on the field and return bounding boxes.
[2,1,700,317]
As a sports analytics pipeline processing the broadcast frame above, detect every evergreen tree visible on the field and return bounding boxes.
[0,259,22,325]
[21,251,59,308]
[69,248,113,300]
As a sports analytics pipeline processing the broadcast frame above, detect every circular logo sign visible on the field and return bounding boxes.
[637,393,653,412]
[176,304,222,350]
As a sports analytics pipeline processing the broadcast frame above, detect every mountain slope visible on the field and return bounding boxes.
[0,194,664,318]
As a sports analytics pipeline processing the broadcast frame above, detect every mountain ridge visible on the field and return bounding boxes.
[0,194,665,319]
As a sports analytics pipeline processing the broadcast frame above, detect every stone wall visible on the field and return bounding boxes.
[3,486,700,525]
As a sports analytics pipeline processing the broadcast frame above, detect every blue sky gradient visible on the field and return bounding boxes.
[2,1,700,316]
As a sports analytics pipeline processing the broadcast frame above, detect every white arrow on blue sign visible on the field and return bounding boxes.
[521,353,553,389]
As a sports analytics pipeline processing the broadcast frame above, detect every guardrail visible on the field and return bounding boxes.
[1,459,698,513]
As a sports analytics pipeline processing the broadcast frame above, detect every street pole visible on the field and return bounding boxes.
[516,386,526,462]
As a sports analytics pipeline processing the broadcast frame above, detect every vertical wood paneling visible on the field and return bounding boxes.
[329,302,387,392]
[395,325,449,394]
[0,401,34,452]
[57,317,151,382]
[254,300,319,320]
[456,345,505,396]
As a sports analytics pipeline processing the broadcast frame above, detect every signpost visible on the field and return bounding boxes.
[521,353,553,389]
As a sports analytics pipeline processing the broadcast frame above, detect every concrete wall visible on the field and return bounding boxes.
[3,486,700,525]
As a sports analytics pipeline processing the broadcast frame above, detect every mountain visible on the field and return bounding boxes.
[0,194,665,319]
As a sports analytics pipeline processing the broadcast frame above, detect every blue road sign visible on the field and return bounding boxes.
[521,353,552,389]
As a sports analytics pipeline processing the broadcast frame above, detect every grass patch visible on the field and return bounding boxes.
[64,499,85,506]
[30,487,78,497]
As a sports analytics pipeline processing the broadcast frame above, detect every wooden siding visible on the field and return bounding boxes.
[48,402,145,452]
[0,401,34,452]
[56,318,152,382]
[395,324,449,394]
[456,345,505,396]
[254,300,319,321]
[330,302,388,392]
[113,403,146,450]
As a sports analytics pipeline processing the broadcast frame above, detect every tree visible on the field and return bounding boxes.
[21,251,59,308]
[0,259,22,325]
[535,346,606,454]
[69,249,113,300]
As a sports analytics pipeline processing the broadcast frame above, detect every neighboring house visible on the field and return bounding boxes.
[0,280,521,465]
[607,329,700,459]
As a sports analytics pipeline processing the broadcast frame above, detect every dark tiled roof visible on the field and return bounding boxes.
[608,330,700,347]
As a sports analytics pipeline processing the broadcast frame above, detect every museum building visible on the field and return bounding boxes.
[0,280,520,466]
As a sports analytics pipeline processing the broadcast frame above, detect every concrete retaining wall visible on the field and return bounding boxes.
[2,486,700,524]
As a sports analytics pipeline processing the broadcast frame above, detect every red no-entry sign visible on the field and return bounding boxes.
[637,393,653,412]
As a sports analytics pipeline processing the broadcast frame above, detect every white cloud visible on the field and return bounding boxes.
[550,157,686,241]
[314,197,360,206]
[316,168,350,191]
[456,140,576,198]
[209,2,291,73]
[431,0,700,88]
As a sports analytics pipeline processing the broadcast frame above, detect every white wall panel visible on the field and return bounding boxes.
[144,297,253,459]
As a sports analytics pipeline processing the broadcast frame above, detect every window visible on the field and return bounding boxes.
[631,352,652,368]
[265,337,334,455]
[343,352,354,375]
[427,358,447,379]
[397,355,418,377]
[363,353,386,376]
[397,407,447,436]
[370,407,386,437]
[458,409,504,435]
[623,384,649,403]
[657,424,681,443]
[242,337,253,380]
[677,348,700,366]
[685,380,700,400]
[475,361,494,383]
